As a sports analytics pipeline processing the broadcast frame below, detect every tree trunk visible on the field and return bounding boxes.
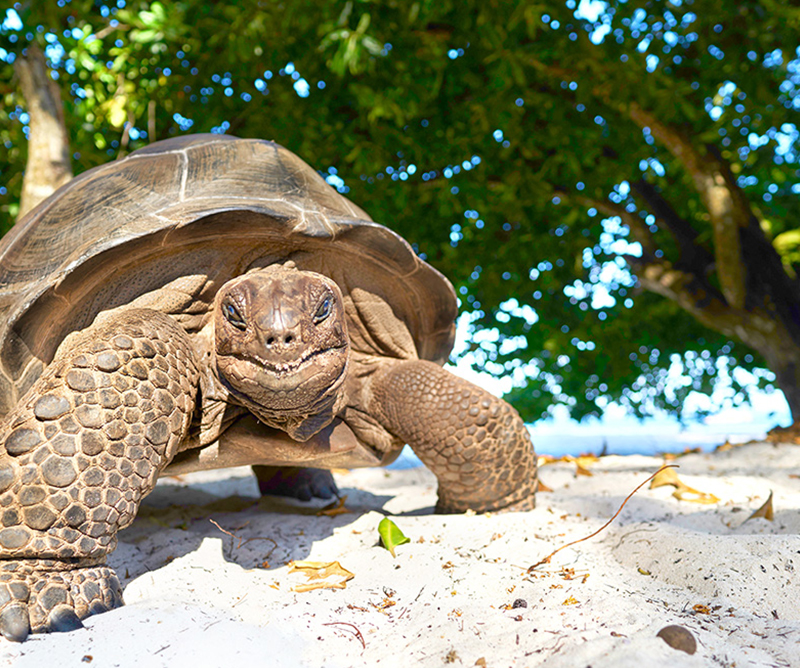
[634,244,800,422]
[719,304,800,420]
[765,352,800,420]
[619,107,800,423]
[14,44,72,220]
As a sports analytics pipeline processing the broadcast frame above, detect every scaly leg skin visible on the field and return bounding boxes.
[0,309,198,641]
[251,465,339,501]
[370,360,538,514]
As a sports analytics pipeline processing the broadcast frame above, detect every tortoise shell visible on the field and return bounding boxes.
[0,134,457,418]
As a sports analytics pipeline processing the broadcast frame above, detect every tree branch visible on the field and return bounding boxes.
[630,179,696,245]
[529,56,757,309]
[559,186,739,337]
[626,102,748,308]
[630,179,714,276]
[555,190,658,259]
[625,256,744,335]
[14,44,73,220]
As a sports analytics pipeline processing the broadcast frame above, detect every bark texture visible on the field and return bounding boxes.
[622,108,800,420]
[14,45,73,220]
[534,59,800,421]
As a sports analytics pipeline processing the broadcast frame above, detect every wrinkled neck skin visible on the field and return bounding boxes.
[217,346,349,443]
[210,262,351,442]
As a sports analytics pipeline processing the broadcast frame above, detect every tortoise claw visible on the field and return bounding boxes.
[88,599,110,617]
[48,605,84,633]
[0,602,31,643]
[309,473,339,500]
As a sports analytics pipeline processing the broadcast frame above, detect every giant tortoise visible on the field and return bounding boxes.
[0,134,538,641]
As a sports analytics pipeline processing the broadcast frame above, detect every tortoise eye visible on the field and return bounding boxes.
[223,301,247,330]
[314,296,332,323]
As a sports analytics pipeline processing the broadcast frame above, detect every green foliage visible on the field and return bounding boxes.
[319,3,384,76]
[1,0,798,421]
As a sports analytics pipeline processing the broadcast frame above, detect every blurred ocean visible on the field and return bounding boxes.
[530,416,775,458]
[385,358,794,469]
[387,409,788,469]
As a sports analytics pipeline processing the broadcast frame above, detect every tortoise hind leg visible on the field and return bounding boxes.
[252,466,339,501]
[0,309,198,641]
[369,360,538,513]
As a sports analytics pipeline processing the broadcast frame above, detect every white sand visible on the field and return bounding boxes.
[2,441,799,667]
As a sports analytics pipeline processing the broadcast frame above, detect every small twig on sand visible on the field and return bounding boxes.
[210,518,242,545]
[322,622,366,649]
[210,519,278,562]
[241,536,279,557]
[527,465,678,572]
[209,518,241,558]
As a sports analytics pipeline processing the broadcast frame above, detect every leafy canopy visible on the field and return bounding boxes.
[1,0,799,422]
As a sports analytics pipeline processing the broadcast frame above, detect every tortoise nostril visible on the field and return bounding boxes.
[266,336,275,346]
[285,334,294,344]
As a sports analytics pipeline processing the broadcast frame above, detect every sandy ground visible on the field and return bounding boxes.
[2,441,799,668]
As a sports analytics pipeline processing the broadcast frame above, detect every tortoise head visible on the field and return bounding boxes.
[213,261,350,441]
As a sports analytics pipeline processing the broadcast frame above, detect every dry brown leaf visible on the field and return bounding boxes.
[564,455,597,477]
[650,467,719,504]
[714,440,743,453]
[672,486,720,504]
[662,447,703,461]
[537,455,558,470]
[537,478,554,493]
[317,495,350,517]
[538,454,597,477]
[649,467,682,488]
[746,490,774,522]
[288,560,354,592]
[766,423,800,444]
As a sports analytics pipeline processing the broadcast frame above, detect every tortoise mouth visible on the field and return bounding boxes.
[233,345,344,378]
[216,344,349,412]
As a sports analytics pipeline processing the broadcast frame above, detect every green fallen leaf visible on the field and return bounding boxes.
[378,518,410,557]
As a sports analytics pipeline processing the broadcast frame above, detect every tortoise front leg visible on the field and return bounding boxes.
[369,360,538,513]
[0,309,198,641]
